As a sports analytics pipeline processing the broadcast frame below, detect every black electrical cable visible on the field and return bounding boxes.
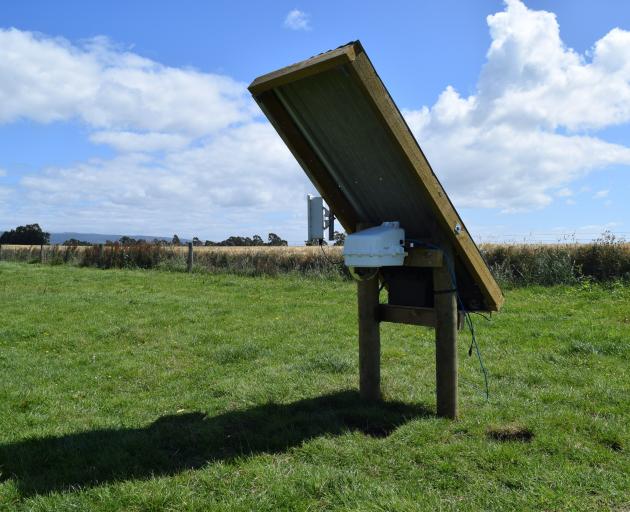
[407,239,490,400]
[472,311,492,322]
[318,239,340,266]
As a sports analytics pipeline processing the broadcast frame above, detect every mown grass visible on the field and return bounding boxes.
[0,262,628,511]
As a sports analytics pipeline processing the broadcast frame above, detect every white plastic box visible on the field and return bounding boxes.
[343,222,406,267]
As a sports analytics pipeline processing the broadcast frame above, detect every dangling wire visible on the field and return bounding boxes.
[318,239,336,266]
[407,239,490,400]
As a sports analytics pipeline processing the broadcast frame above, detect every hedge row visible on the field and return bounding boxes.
[1,234,628,285]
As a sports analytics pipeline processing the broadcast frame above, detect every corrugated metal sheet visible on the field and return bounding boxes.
[249,42,503,312]
[276,66,436,240]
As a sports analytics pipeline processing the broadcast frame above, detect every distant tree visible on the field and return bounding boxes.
[0,224,50,245]
[267,233,288,246]
[63,238,92,246]
[333,231,346,246]
[119,236,137,246]
[199,233,289,247]
[172,234,181,246]
[153,238,168,246]
[192,237,203,246]
[222,236,251,246]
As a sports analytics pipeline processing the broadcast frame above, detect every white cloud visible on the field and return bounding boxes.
[284,9,311,31]
[579,222,620,232]
[0,28,254,135]
[89,131,190,152]
[0,168,6,177]
[593,189,609,199]
[16,124,311,238]
[0,28,312,240]
[404,0,630,212]
[3,0,630,240]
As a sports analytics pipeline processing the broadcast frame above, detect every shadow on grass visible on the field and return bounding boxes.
[0,390,431,496]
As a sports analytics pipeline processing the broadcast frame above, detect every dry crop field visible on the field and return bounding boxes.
[1,240,629,286]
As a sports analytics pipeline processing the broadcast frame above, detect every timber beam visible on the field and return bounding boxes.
[378,304,464,330]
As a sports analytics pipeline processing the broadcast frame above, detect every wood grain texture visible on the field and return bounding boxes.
[434,258,458,419]
[379,304,464,330]
[404,248,443,268]
[357,274,381,401]
[248,41,504,312]
[248,43,359,95]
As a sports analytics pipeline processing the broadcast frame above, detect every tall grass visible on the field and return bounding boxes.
[1,233,628,285]
[481,232,630,286]
[78,244,348,278]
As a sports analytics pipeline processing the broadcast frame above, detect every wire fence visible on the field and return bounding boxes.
[1,231,628,285]
[285,231,629,246]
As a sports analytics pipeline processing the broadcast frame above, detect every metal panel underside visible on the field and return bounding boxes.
[276,65,436,240]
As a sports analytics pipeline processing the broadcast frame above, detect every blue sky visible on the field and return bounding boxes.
[1,0,629,243]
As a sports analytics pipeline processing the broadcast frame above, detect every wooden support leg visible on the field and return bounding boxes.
[357,273,381,401]
[433,264,458,419]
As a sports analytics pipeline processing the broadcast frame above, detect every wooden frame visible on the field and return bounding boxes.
[249,41,504,418]
[355,252,460,417]
[379,304,464,330]
[249,41,503,312]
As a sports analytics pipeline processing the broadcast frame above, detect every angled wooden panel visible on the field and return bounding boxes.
[249,44,358,95]
[249,41,503,312]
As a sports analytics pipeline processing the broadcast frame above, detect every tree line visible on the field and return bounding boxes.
[0,224,349,247]
[0,224,290,247]
[0,224,50,245]
[137,233,288,247]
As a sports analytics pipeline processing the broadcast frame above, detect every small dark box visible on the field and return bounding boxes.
[382,267,434,308]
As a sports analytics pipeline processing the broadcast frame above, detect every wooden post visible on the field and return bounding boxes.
[98,244,104,267]
[357,272,381,401]
[187,242,194,272]
[39,244,44,264]
[433,258,458,419]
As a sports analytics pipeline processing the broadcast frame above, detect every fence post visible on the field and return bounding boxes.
[0,244,2,261]
[39,244,44,264]
[187,242,194,272]
[98,244,104,268]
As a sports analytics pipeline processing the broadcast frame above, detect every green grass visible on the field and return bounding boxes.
[0,263,628,511]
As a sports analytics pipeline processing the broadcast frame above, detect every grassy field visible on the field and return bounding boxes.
[0,262,628,511]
